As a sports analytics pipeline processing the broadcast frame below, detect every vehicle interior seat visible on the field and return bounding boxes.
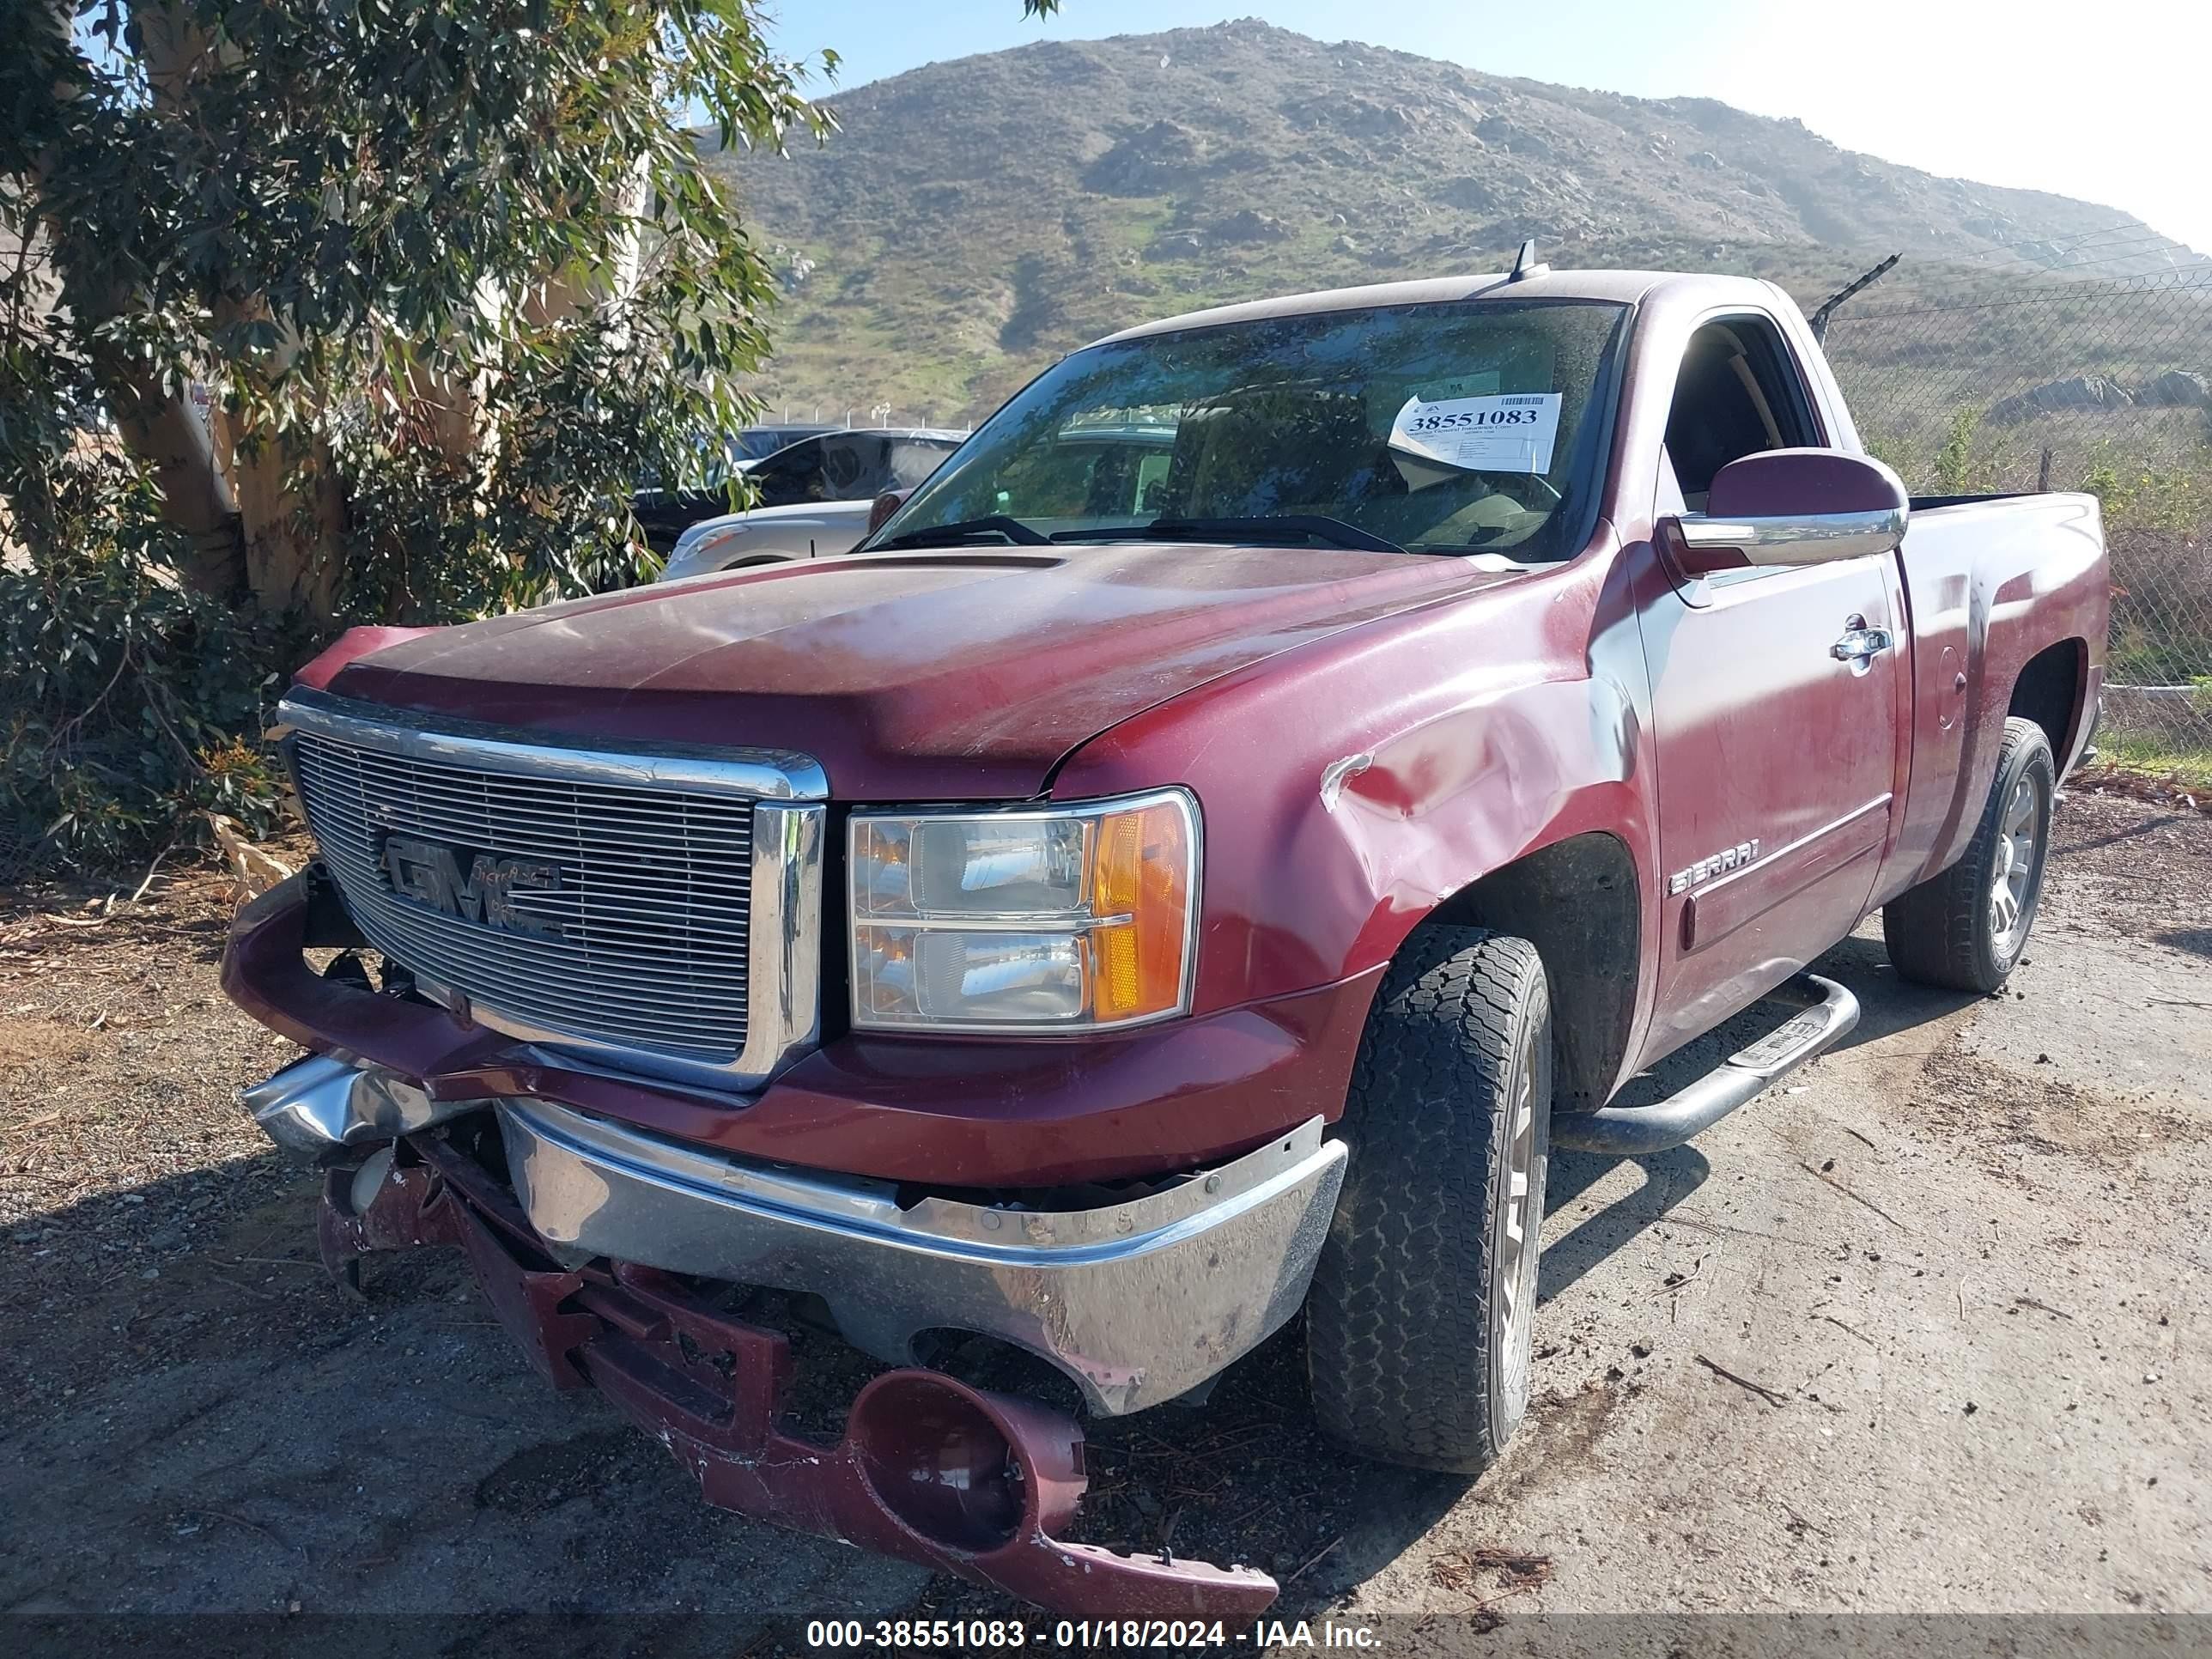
[1160,391,1388,520]
[1664,320,1799,509]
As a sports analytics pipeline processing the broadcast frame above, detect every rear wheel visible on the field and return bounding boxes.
[1306,926,1552,1473]
[1883,715,2055,992]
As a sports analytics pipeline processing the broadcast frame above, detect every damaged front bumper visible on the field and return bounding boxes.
[242,1051,487,1155]
[501,1096,1345,1417]
[252,1055,1346,1418]
[231,864,1349,1615]
[319,1129,1283,1620]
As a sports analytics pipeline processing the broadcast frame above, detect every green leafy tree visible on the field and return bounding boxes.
[0,1,1054,864]
[3,0,847,619]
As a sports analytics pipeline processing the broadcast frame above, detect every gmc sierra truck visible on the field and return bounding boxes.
[222,266,2107,1620]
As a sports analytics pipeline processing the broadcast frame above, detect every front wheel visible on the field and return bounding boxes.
[1883,715,2055,992]
[1305,927,1552,1474]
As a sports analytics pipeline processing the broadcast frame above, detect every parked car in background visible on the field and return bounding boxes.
[975,410,1180,520]
[632,426,841,551]
[655,428,964,577]
[730,423,838,462]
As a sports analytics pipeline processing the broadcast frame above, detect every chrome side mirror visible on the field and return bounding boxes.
[1661,447,1909,575]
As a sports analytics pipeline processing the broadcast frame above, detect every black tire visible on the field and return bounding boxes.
[1883,715,2055,993]
[1306,926,1552,1473]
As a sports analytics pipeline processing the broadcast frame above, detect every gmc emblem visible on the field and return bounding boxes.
[381,835,565,939]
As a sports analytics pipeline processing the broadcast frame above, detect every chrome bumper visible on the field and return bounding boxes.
[239,1054,1347,1416]
[500,1099,1346,1416]
[242,1052,489,1158]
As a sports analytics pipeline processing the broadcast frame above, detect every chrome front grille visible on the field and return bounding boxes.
[280,690,827,1090]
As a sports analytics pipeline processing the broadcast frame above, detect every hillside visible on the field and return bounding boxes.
[708,18,2202,423]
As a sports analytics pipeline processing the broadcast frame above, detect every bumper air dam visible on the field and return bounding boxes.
[321,1132,1281,1622]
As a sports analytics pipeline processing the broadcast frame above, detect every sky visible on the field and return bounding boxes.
[762,0,2212,259]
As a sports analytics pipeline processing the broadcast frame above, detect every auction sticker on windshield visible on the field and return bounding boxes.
[1389,392,1561,474]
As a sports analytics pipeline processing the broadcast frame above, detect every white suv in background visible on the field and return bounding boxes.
[658,428,964,581]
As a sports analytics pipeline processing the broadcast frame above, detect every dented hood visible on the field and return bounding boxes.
[319,544,1498,799]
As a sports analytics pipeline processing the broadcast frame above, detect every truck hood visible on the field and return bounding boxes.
[321,544,1504,799]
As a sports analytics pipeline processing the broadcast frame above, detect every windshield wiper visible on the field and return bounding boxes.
[875,515,1051,550]
[1055,514,1407,555]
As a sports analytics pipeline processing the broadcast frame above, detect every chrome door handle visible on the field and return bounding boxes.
[1831,623,1894,662]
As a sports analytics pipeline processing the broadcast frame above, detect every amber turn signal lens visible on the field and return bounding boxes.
[1088,799,1191,1023]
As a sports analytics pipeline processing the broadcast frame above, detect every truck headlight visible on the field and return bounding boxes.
[848,789,1198,1032]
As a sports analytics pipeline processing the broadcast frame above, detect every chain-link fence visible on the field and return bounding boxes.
[1822,264,2212,766]
[759,404,970,434]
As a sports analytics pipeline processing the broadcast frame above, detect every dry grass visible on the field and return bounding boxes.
[2093,742,2212,793]
[1427,1544,1555,1601]
[0,854,289,1238]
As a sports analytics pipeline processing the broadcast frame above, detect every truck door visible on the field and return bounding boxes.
[1636,313,1906,1061]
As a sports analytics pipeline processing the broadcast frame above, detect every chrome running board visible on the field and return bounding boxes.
[1553,972,1860,1156]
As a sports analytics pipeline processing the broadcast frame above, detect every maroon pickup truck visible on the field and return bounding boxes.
[222,267,2106,1619]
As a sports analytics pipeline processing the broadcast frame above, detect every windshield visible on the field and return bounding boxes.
[729,427,831,465]
[872,298,1627,559]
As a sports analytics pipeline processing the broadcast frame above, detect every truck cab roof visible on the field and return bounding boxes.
[1096,269,1790,346]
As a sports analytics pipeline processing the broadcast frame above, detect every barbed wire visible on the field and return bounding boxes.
[1844,267,2212,319]
[1930,222,2201,280]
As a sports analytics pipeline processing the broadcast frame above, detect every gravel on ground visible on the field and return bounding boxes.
[3,775,2207,1639]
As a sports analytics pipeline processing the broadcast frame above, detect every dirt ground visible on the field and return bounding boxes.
[3,776,2208,1644]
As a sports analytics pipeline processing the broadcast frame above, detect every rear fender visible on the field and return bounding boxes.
[1881,493,2107,897]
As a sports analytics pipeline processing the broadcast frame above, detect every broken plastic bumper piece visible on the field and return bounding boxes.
[320,1133,1281,1621]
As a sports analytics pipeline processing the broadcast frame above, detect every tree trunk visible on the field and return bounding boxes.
[100,359,247,595]
[229,421,347,620]
[206,283,353,622]
[524,156,651,331]
[16,1,250,596]
[359,346,494,622]
[1,223,67,563]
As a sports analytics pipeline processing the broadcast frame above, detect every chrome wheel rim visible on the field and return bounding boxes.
[1492,1023,1542,1426]
[1989,774,2041,954]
